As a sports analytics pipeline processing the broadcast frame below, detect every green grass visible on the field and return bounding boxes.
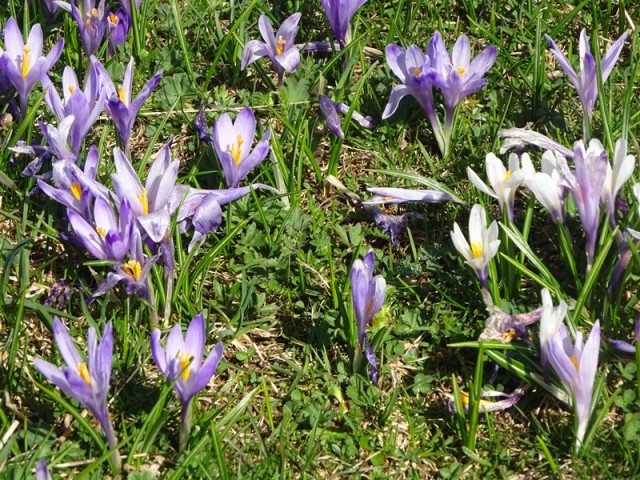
[1,0,640,478]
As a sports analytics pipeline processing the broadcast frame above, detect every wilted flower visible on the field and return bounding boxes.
[467,152,534,221]
[479,289,542,342]
[320,0,368,47]
[450,204,500,290]
[363,187,460,205]
[498,127,574,158]
[0,17,64,114]
[546,29,628,120]
[212,107,271,188]
[547,320,601,447]
[151,313,224,451]
[33,319,120,472]
[442,386,527,414]
[241,13,302,86]
[350,249,386,384]
[318,94,374,138]
[92,56,163,152]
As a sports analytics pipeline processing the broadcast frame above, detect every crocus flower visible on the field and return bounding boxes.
[450,204,500,290]
[363,187,459,206]
[479,289,542,342]
[350,249,386,384]
[37,116,77,162]
[545,29,628,120]
[525,150,569,224]
[0,17,64,114]
[151,312,224,451]
[602,139,635,225]
[498,127,574,158]
[92,56,163,152]
[538,288,568,372]
[566,139,608,271]
[320,0,368,47]
[609,317,640,354]
[467,152,534,221]
[212,107,271,188]
[42,65,105,156]
[318,94,374,138]
[547,320,600,447]
[242,13,302,86]
[36,459,52,480]
[107,9,129,56]
[33,318,120,472]
[69,0,108,57]
[442,386,527,414]
[42,0,60,17]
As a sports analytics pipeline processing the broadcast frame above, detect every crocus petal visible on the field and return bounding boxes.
[382,85,409,119]
[241,40,269,70]
[187,341,224,400]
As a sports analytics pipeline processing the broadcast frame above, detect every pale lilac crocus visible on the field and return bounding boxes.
[0,17,64,115]
[450,204,500,290]
[426,31,497,155]
[151,312,224,451]
[320,0,368,47]
[467,152,534,221]
[42,65,105,156]
[92,56,163,153]
[318,94,374,138]
[212,107,271,188]
[36,459,52,480]
[350,249,386,384]
[547,320,601,447]
[546,29,628,126]
[33,319,120,473]
[602,139,635,226]
[538,288,568,373]
[382,44,439,144]
[609,317,640,354]
[242,13,301,86]
[567,139,608,271]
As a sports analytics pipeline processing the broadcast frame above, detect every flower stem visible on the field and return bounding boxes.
[179,398,194,453]
[352,345,363,376]
[103,413,122,475]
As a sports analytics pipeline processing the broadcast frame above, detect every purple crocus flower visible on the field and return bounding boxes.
[37,116,77,162]
[426,31,497,155]
[547,320,600,447]
[92,56,163,152]
[609,317,640,354]
[538,288,568,373]
[151,312,224,451]
[36,459,52,480]
[212,107,271,188]
[318,94,374,139]
[107,9,130,56]
[0,17,64,114]
[33,318,120,472]
[42,65,105,156]
[546,29,628,121]
[67,196,133,261]
[350,249,386,384]
[42,0,60,17]
[241,13,302,86]
[319,0,368,47]
[69,0,108,57]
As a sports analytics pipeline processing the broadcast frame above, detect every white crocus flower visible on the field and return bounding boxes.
[467,152,534,221]
[602,139,635,224]
[526,150,568,223]
[450,204,500,290]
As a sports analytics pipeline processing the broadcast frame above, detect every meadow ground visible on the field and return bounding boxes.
[1,0,640,478]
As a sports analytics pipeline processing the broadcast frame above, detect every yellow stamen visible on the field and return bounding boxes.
[470,242,483,259]
[123,260,142,281]
[96,226,107,238]
[118,85,127,104]
[109,13,118,25]
[412,67,421,76]
[138,188,149,215]
[457,66,466,76]
[70,182,82,201]
[570,354,580,371]
[180,353,192,381]
[230,135,244,166]
[276,36,287,55]
[504,170,511,181]
[77,363,92,386]
[502,328,516,341]
[21,45,31,79]
[68,85,75,95]
[84,8,99,30]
